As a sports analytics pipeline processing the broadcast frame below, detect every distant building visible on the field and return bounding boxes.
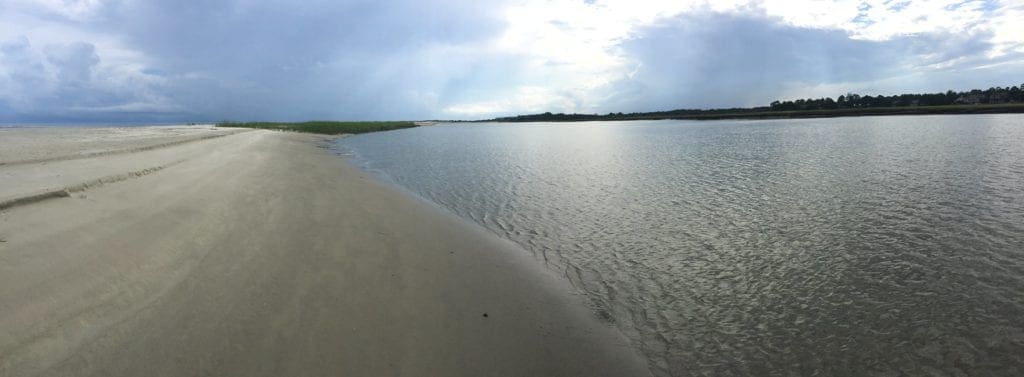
[955,94,983,105]
[988,92,1009,103]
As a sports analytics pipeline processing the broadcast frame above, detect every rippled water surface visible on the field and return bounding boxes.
[337,115,1024,376]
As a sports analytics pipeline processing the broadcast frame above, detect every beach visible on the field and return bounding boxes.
[0,127,650,377]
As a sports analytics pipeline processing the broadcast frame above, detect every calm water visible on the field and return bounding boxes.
[337,115,1024,376]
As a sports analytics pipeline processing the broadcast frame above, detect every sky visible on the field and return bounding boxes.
[0,0,1022,122]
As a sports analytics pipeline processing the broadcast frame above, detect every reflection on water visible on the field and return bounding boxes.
[338,115,1024,376]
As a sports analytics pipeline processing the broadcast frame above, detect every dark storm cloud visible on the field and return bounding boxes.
[99,0,510,121]
[1,0,512,122]
[608,11,1010,112]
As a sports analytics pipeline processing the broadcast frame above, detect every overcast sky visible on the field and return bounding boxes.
[1,0,1022,122]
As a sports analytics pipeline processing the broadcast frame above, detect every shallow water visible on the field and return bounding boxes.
[337,115,1024,376]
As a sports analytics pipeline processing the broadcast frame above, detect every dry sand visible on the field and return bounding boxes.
[0,127,650,376]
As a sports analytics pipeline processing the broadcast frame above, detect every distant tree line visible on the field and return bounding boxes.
[769,84,1024,111]
[491,83,1024,122]
[494,107,771,122]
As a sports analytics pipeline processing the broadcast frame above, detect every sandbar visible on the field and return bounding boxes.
[0,127,650,376]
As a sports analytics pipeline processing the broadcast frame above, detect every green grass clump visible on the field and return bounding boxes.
[217,121,418,135]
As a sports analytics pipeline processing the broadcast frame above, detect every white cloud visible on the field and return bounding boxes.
[0,34,175,119]
[0,36,55,109]
[985,1,1024,57]
[761,0,990,39]
[755,0,1023,59]
[444,86,574,116]
[2,0,108,21]
[441,0,742,115]
[439,0,1023,116]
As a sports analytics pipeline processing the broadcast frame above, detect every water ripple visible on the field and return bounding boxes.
[339,115,1024,377]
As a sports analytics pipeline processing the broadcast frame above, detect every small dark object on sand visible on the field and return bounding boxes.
[483,313,489,318]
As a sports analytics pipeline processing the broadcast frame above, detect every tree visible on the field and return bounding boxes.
[861,95,874,107]
[823,97,837,109]
[763,83,1023,112]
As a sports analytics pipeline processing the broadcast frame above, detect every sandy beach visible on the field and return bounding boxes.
[0,127,650,376]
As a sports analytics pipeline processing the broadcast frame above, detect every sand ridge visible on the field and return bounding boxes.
[0,125,243,166]
[0,127,252,211]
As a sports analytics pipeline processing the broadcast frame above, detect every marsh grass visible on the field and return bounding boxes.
[217,121,417,135]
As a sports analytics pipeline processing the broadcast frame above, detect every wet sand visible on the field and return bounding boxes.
[0,127,649,376]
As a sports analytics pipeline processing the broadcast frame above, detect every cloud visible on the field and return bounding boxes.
[0,0,1022,122]
[46,41,99,88]
[611,13,904,110]
[605,10,1017,111]
[94,0,514,121]
[2,0,515,122]
[0,35,180,122]
[0,36,51,110]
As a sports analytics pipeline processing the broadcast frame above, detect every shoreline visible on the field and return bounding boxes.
[487,103,1024,123]
[0,128,650,376]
